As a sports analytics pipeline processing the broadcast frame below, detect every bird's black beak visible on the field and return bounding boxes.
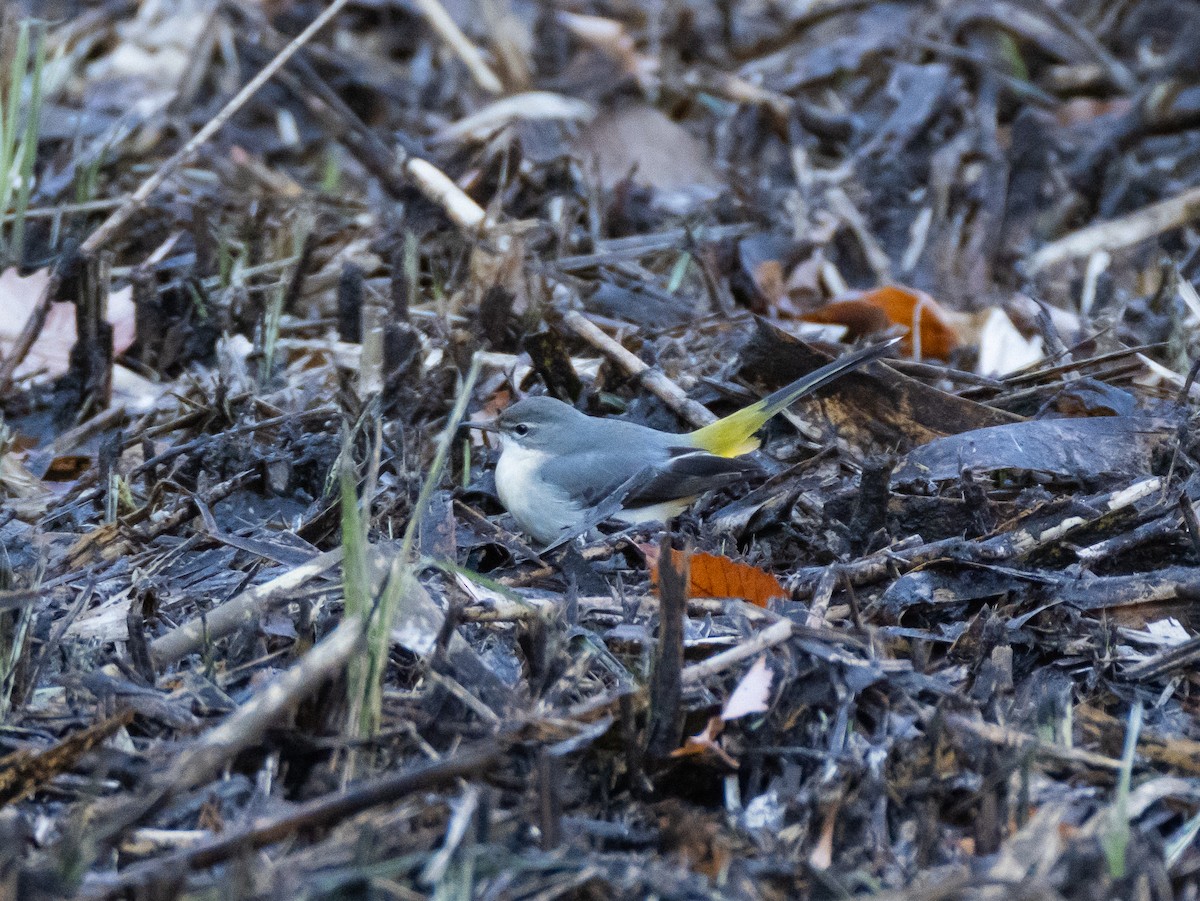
[461,420,499,433]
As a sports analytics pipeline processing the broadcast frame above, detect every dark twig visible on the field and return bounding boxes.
[645,538,688,759]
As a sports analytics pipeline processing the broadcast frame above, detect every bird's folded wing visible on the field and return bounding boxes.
[536,446,760,510]
[624,448,762,506]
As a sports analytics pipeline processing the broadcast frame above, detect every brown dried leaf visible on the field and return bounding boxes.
[0,268,135,380]
[670,715,737,768]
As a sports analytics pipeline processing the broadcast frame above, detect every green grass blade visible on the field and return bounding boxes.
[399,356,481,563]
[0,21,31,224]
[9,21,45,265]
[353,356,482,738]
[340,435,373,740]
[1101,701,1142,879]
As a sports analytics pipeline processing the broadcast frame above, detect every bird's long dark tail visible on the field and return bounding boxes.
[688,335,901,457]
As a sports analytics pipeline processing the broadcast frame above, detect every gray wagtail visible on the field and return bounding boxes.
[465,337,899,546]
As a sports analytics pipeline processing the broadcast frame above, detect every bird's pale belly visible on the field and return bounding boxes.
[495,443,580,544]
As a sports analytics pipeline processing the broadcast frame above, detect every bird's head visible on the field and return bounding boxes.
[465,396,584,452]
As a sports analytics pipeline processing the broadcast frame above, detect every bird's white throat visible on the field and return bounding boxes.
[495,439,576,543]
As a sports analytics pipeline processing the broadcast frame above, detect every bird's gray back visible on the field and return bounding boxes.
[539,417,682,506]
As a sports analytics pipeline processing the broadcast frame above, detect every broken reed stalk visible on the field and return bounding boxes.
[410,0,503,94]
[646,539,688,759]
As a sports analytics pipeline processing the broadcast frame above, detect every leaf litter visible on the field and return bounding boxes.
[1,1,1200,899]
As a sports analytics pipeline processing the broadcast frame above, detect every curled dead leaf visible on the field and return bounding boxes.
[803,284,965,360]
[670,715,738,768]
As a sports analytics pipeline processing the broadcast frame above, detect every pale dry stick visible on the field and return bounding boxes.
[405,157,487,231]
[901,206,933,272]
[1138,352,1200,400]
[561,309,718,429]
[0,0,356,391]
[82,0,353,256]
[943,713,1122,772]
[423,669,501,726]
[805,566,839,629]
[681,618,793,685]
[1079,249,1111,316]
[419,784,481,886]
[433,91,595,145]
[51,402,127,455]
[788,534,944,598]
[1033,0,1136,94]
[687,70,790,121]
[121,829,209,853]
[827,187,892,284]
[411,0,503,95]
[1026,183,1200,274]
[149,548,344,668]
[991,476,1163,558]
[159,616,364,788]
[0,194,128,222]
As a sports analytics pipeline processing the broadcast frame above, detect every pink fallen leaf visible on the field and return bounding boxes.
[0,268,135,380]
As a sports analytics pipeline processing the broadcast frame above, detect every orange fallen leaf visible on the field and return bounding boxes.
[41,455,93,482]
[798,298,890,338]
[802,284,966,360]
[644,547,787,608]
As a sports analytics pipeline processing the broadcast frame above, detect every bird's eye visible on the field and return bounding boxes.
[513,424,530,437]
